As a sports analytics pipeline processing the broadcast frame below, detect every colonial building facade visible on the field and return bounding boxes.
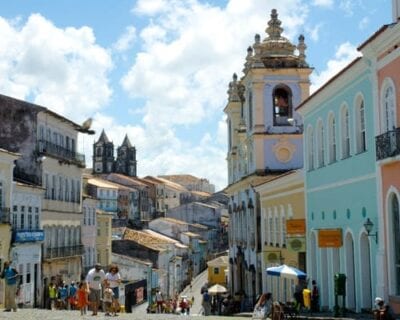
[224,9,311,305]
[360,2,400,313]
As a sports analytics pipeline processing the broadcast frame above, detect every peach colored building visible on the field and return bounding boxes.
[360,1,400,312]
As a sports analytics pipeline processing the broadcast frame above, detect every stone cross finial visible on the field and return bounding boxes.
[266,9,283,39]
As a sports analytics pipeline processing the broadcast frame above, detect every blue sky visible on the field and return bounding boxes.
[0,0,393,190]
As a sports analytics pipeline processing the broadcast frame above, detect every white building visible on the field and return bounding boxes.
[82,195,97,274]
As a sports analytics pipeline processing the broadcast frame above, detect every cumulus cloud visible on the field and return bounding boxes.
[0,14,112,122]
[358,16,369,30]
[113,25,136,52]
[310,42,360,93]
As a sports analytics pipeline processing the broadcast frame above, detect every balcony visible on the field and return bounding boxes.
[376,128,400,161]
[0,207,10,224]
[43,244,84,260]
[37,139,85,167]
[13,229,44,243]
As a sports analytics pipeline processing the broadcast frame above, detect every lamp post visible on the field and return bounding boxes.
[363,218,378,244]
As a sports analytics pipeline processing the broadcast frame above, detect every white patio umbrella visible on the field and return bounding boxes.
[266,264,307,280]
[207,284,227,295]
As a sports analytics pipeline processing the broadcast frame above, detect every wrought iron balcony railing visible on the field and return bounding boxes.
[43,244,84,260]
[376,128,400,160]
[0,207,10,224]
[37,139,85,167]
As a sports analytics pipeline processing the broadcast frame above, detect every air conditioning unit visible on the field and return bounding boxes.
[287,237,306,252]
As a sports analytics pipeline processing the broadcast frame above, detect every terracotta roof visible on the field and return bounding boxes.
[123,228,185,251]
[190,190,211,197]
[182,231,200,238]
[154,217,189,226]
[207,255,229,267]
[144,176,188,192]
[88,177,121,189]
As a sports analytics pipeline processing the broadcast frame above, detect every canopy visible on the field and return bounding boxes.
[207,284,227,295]
[266,264,307,280]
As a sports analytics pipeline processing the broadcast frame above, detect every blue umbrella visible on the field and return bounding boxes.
[266,264,307,280]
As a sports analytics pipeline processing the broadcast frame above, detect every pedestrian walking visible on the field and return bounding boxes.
[105,264,121,315]
[68,281,77,310]
[155,290,164,313]
[1,261,19,312]
[103,282,114,316]
[48,282,57,310]
[86,263,106,316]
[311,280,319,312]
[202,289,211,316]
[76,282,89,316]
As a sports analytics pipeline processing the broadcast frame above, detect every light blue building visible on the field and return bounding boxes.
[298,57,378,312]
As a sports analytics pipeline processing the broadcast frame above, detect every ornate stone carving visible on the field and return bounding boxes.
[272,136,296,163]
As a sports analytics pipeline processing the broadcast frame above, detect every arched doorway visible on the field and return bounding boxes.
[345,233,356,310]
[320,248,328,309]
[360,233,372,309]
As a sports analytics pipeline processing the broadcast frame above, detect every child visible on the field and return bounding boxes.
[103,283,114,316]
[76,282,89,316]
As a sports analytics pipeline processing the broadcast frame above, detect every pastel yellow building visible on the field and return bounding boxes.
[207,255,228,286]
[255,170,305,302]
[96,209,112,268]
[0,149,18,307]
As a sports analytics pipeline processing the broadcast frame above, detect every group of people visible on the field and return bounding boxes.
[151,290,193,314]
[47,263,121,316]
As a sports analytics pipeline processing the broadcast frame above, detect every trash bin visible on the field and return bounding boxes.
[334,273,346,296]
[303,289,311,309]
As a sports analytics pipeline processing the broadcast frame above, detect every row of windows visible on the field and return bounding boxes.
[39,125,76,152]
[99,189,117,198]
[44,174,81,203]
[83,207,96,226]
[307,98,366,170]
[12,205,40,230]
[44,226,81,248]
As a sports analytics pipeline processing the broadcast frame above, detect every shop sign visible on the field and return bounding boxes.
[286,219,306,235]
[318,229,342,248]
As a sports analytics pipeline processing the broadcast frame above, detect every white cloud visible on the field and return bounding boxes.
[310,42,360,93]
[358,16,369,30]
[312,0,334,8]
[120,0,311,189]
[113,25,136,52]
[307,23,323,41]
[0,13,112,122]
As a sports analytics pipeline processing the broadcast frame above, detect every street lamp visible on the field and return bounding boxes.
[363,218,378,244]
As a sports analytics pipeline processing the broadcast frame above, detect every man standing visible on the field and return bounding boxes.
[1,261,18,312]
[86,263,106,316]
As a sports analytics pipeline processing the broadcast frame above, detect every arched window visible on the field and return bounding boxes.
[307,127,314,170]
[328,114,337,163]
[317,120,325,168]
[392,194,400,294]
[383,84,396,132]
[341,106,350,158]
[273,86,292,126]
[356,98,366,153]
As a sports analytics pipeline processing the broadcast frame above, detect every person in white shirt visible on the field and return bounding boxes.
[86,263,106,316]
[105,264,121,315]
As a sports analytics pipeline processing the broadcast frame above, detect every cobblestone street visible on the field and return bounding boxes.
[0,308,244,320]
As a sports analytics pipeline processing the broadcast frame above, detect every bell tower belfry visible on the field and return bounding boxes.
[93,129,114,174]
[226,9,312,184]
[115,134,137,177]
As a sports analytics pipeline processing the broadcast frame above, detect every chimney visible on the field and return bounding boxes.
[393,0,400,22]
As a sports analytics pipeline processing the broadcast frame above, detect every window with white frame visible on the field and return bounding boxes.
[281,212,286,247]
[274,214,279,246]
[317,120,325,167]
[268,209,273,245]
[341,106,350,158]
[328,114,337,163]
[383,84,396,132]
[307,127,314,170]
[356,98,366,153]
